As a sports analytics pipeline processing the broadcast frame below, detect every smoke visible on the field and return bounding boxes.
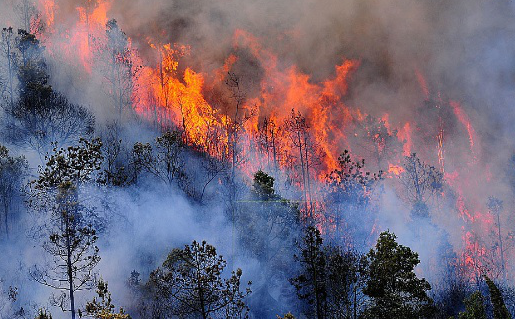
[98,0,515,181]
[32,0,515,147]
[2,0,515,317]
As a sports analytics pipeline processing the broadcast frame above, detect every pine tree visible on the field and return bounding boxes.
[100,19,138,121]
[253,170,275,199]
[8,30,94,155]
[132,131,185,186]
[485,276,512,319]
[325,150,383,246]
[30,138,104,319]
[363,231,435,319]
[82,279,131,319]
[399,153,443,219]
[325,247,366,319]
[455,291,486,319]
[145,240,251,319]
[290,226,327,319]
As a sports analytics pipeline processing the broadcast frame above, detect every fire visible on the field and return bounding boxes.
[451,100,477,157]
[415,68,430,99]
[388,164,404,176]
[42,0,55,30]
[397,122,412,156]
[29,0,505,280]
[136,29,362,184]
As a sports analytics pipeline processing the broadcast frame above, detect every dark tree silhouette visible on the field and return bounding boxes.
[30,138,104,319]
[363,231,435,319]
[144,240,251,319]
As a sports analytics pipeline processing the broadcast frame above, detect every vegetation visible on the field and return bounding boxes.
[0,6,513,319]
[362,231,435,319]
[141,240,251,319]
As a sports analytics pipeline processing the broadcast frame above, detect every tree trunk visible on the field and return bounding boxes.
[497,212,506,281]
[65,213,76,319]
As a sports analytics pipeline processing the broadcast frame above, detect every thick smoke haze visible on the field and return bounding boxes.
[1,0,515,318]
[45,0,515,161]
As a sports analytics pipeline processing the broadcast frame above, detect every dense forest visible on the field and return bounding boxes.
[1,0,515,318]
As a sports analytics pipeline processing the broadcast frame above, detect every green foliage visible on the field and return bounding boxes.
[154,131,185,184]
[325,247,366,318]
[485,276,512,319]
[82,279,131,319]
[363,231,434,319]
[253,170,275,199]
[36,138,103,188]
[277,312,296,319]
[456,291,486,319]
[291,226,367,319]
[16,29,49,101]
[145,240,251,319]
[131,131,185,185]
[100,123,130,187]
[238,170,299,264]
[290,226,327,319]
[30,138,104,319]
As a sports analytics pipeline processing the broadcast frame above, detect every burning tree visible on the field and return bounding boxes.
[77,0,100,27]
[352,115,402,172]
[487,197,514,281]
[224,72,254,180]
[399,153,443,219]
[98,19,139,121]
[325,150,383,247]
[257,116,283,171]
[285,109,323,217]
[29,138,104,319]
[15,0,41,36]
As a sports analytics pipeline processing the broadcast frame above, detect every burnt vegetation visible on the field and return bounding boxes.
[0,2,514,319]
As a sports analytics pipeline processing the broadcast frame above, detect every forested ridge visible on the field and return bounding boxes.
[1,0,515,318]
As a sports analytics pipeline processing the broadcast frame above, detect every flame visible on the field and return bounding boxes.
[28,1,505,280]
[388,164,404,176]
[415,68,430,99]
[42,0,56,30]
[397,122,412,156]
[451,100,477,157]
